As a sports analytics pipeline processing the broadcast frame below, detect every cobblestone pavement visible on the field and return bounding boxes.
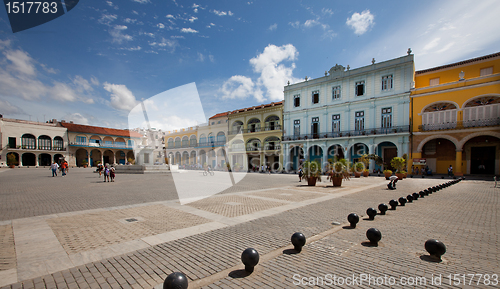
[0,167,498,288]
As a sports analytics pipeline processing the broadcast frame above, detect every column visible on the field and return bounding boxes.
[369,145,376,172]
[260,152,264,170]
[455,150,463,176]
[35,153,39,167]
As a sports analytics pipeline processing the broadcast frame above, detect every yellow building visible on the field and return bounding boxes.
[164,126,198,166]
[410,52,500,175]
[227,101,283,172]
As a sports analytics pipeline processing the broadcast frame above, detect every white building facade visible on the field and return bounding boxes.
[283,54,414,172]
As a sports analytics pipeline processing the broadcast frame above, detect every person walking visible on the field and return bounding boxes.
[97,162,103,177]
[50,161,59,177]
[61,160,68,177]
[110,166,116,182]
[298,167,303,182]
[103,164,110,182]
[448,165,453,177]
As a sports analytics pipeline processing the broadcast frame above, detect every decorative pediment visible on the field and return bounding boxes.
[328,64,345,76]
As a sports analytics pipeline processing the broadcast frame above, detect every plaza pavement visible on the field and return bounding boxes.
[0,167,498,288]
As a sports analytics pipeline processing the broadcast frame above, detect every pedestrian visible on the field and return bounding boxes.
[110,166,115,182]
[267,165,271,174]
[97,162,103,177]
[61,160,68,177]
[103,164,110,182]
[448,165,453,177]
[50,161,59,177]
[298,167,303,182]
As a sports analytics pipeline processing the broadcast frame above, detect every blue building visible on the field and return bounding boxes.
[282,53,414,172]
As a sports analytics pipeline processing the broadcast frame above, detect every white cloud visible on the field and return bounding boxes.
[221,44,300,102]
[212,9,230,16]
[109,26,133,43]
[188,16,198,22]
[4,49,36,76]
[73,75,93,92]
[157,23,165,29]
[206,23,215,28]
[209,55,215,62]
[132,0,150,3]
[423,37,440,51]
[51,82,78,102]
[99,14,117,25]
[0,39,11,50]
[166,14,175,18]
[181,28,198,33]
[268,23,277,31]
[106,1,113,6]
[322,8,334,16]
[62,113,89,125]
[90,76,99,86]
[346,10,375,35]
[0,98,24,115]
[220,75,262,101]
[103,82,138,111]
[197,52,204,62]
[122,46,142,51]
[289,21,300,28]
[304,19,319,28]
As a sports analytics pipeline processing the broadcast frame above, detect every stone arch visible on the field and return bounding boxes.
[458,131,500,150]
[174,137,181,148]
[420,101,459,114]
[38,135,52,150]
[182,136,189,147]
[462,94,500,108]
[417,135,460,153]
[22,152,36,166]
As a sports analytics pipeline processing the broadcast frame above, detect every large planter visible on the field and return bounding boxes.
[9,165,15,168]
[331,176,343,187]
[403,172,407,179]
[362,171,369,177]
[396,173,404,180]
[384,172,392,180]
[354,172,361,178]
[307,177,317,186]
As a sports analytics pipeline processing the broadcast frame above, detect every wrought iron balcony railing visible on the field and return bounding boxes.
[283,125,410,141]
[418,118,500,131]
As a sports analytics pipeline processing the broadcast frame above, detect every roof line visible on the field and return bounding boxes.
[416,52,500,74]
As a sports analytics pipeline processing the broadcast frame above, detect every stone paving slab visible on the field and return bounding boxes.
[1,173,498,289]
[0,225,16,271]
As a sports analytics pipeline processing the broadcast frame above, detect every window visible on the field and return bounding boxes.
[429,78,439,86]
[332,86,341,100]
[480,67,493,76]
[381,75,393,91]
[355,81,365,96]
[128,140,134,147]
[218,121,221,124]
[355,111,364,131]
[311,117,319,136]
[294,95,300,107]
[381,107,392,128]
[332,114,340,132]
[211,122,215,125]
[293,120,300,136]
[312,90,319,104]
[8,137,16,148]
[76,136,86,144]
[21,134,36,149]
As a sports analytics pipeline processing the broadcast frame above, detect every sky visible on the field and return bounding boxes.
[0,0,499,131]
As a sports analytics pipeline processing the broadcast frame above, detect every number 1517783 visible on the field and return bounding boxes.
[5,2,58,14]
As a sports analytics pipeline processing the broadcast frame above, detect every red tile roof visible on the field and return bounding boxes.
[209,111,229,119]
[228,101,283,114]
[416,52,500,74]
[59,122,143,138]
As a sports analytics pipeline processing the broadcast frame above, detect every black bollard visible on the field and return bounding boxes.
[366,208,377,220]
[347,213,360,228]
[241,248,260,273]
[163,272,188,289]
[399,197,407,206]
[389,199,398,210]
[412,192,419,200]
[378,203,388,215]
[291,232,306,252]
[406,195,413,203]
[366,228,382,245]
[419,191,425,198]
[425,239,446,260]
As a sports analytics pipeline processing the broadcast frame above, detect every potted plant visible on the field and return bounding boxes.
[127,158,135,165]
[391,157,406,180]
[383,169,392,180]
[301,160,322,186]
[327,159,350,187]
[360,154,371,177]
[353,162,364,178]
[81,159,88,168]
[7,153,18,168]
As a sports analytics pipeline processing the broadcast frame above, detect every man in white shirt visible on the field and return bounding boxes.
[50,162,59,177]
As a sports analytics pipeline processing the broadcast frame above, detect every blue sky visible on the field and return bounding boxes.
[1,0,499,130]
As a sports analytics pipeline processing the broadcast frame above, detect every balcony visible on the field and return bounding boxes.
[283,125,410,141]
[69,142,134,149]
[418,118,500,132]
[196,141,226,148]
[229,125,282,135]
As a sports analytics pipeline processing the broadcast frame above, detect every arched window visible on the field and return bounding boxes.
[199,134,207,145]
[189,135,197,147]
[182,136,188,147]
[38,135,52,150]
[217,132,226,144]
[167,138,174,148]
[264,136,280,150]
[232,121,243,134]
[53,136,64,151]
[265,115,280,131]
[174,137,181,148]
[247,119,261,133]
[21,134,36,149]
[246,138,261,151]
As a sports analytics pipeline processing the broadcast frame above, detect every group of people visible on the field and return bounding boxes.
[50,160,68,177]
[97,163,116,182]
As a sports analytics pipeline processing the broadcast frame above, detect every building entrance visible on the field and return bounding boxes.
[471,146,495,174]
